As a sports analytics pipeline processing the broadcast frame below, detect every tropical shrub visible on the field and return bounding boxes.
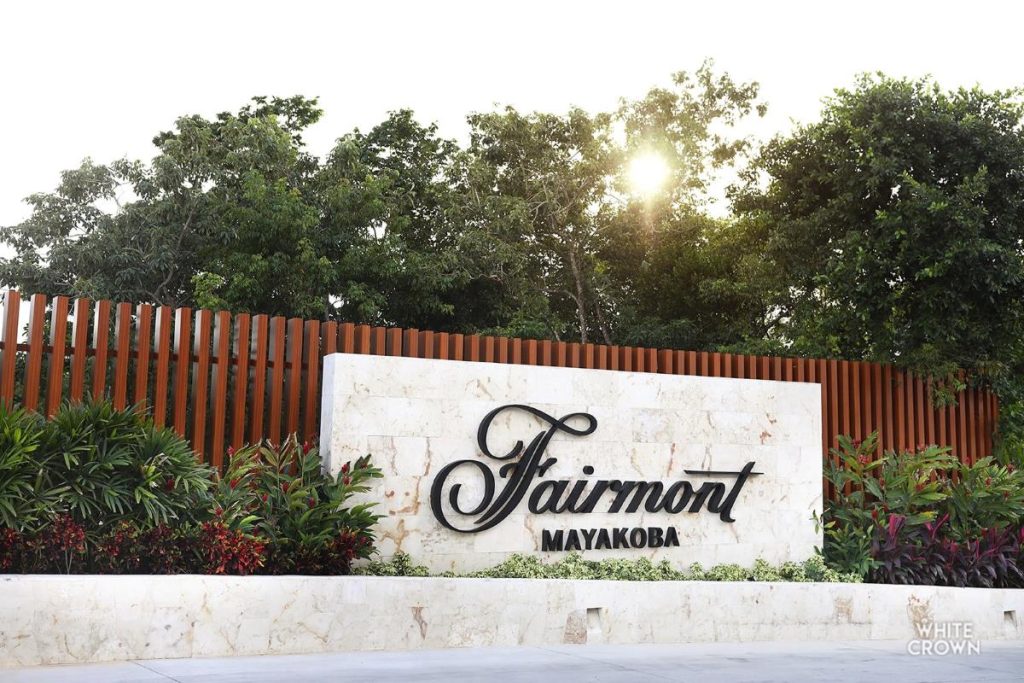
[35,401,213,530]
[0,405,55,530]
[0,402,381,575]
[821,432,1024,586]
[212,436,382,575]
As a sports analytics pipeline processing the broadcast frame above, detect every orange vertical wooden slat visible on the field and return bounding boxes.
[974,388,985,460]
[659,350,674,374]
[646,348,658,373]
[709,352,720,377]
[956,386,968,463]
[551,341,563,366]
[322,321,338,357]
[354,325,369,354]
[895,370,907,453]
[837,360,850,441]
[568,342,580,368]
[267,317,287,445]
[921,374,929,448]
[151,306,173,426]
[286,318,304,438]
[22,294,48,412]
[171,308,191,436]
[759,356,769,379]
[696,352,707,376]
[0,290,21,408]
[463,335,478,362]
[191,309,214,460]
[497,337,509,363]
[110,302,132,410]
[856,362,869,443]
[250,315,270,444]
[91,299,113,402]
[964,388,974,462]
[772,356,782,380]
[132,304,154,411]
[451,334,464,360]
[303,320,321,442]
[937,381,948,450]
[540,340,552,366]
[828,359,840,451]
[209,311,232,469]
[354,325,370,354]
[947,397,958,462]
[511,338,522,364]
[584,343,594,369]
[482,336,494,363]
[924,380,936,447]
[339,322,355,354]
[850,361,861,443]
[882,366,894,453]
[816,359,828,496]
[632,347,644,372]
[988,390,997,455]
[231,314,252,449]
[436,332,450,360]
[371,327,385,355]
[385,328,402,356]
[905,373,918,451]
[405,329,419,358]
[871,364,882,455]
[980,392,988,455]
[415,330,429,359]
[525,340,537,365]
[970,388,982,462]
[44,296,70,416]
[69,297,91,404]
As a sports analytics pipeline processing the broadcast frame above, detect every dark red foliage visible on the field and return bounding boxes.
[0,527,22,572]
[871,514,1024,588]
[190,521,266,575]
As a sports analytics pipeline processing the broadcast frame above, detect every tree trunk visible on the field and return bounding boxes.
[567,249,589,344]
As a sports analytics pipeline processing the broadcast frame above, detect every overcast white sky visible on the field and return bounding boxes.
[1,0,1022,227]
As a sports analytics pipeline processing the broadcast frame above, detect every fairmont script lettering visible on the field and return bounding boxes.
[429,404,761,539]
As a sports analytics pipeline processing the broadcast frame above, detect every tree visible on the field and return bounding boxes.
[733,74,1024,387]
[1,96,331,317]
[466,60,765,344]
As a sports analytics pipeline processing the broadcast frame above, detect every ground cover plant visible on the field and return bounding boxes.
[356,551,862,583]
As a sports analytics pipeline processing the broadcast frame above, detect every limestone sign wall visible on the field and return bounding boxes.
[320,354,823,572]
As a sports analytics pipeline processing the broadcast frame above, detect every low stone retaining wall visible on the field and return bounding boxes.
[2,575,1022,667]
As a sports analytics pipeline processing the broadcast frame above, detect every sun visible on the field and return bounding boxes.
[626,152,671,198]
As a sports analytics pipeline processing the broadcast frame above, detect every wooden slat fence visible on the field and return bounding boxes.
[0,290,1000,500]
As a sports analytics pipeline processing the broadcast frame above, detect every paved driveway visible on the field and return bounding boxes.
[5,640,1024,682]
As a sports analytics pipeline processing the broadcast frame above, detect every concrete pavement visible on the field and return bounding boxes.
[4,640,1024,682]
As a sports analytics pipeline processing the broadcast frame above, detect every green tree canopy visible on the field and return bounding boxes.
[733,75,1024,387]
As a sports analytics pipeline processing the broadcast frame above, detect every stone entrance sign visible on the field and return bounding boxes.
[320,354,822,572]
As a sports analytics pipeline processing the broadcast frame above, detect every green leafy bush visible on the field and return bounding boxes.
[820,432,1024,585]
[0,406,53,530]
[214,436,382,574]
[34,401,213,530]
[0,402,211,533]
[0,402,382,575]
